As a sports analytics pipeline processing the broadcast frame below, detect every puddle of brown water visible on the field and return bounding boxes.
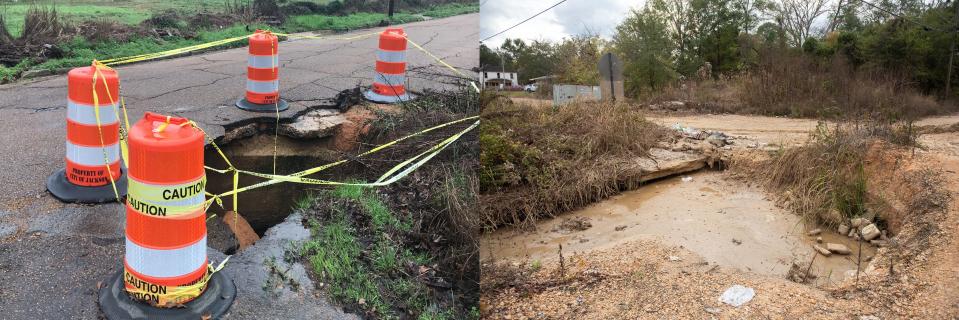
[482,171,875,284]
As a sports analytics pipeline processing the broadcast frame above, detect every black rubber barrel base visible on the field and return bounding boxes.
[99,269,236,320]
[235,98,289,113]
[46,168,127,204]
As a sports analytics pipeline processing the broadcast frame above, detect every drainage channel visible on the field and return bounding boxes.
[482,170,875,285]
[203,131,351,236]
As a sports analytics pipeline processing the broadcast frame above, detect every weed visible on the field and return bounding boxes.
[480,94,671,228]
[530,260,541,271]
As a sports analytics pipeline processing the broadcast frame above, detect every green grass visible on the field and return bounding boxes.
[283,12,422,32]
[417,3,478,18]
[299,184,455,318]
[34,23,265,70]
[302,214,389,315]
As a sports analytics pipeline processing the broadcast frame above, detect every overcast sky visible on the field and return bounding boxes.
[480,0,644,48]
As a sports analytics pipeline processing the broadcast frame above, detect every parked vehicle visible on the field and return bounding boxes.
[524,84,538,92]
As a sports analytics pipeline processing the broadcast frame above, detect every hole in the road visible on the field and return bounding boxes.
[204,130,352,237]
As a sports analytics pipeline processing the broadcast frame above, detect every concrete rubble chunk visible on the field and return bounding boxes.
[838,224,849,235]
[861,224,881,241]
[826,243,851,255]
[813,244,832,256]
[850,218,869,228]
[278,109,347,139]
[807,228,822,236]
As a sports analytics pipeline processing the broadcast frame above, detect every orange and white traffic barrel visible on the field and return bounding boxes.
[46,65,128,203]
[98,112,235,319]
[236,30,289,112]
[364,28,414,103]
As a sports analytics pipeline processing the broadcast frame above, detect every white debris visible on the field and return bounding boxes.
[719,285,755,307]
[681,176,693,183]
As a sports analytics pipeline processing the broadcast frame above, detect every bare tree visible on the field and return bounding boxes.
[767,0,830,46]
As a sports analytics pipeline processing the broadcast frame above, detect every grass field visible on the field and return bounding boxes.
[0,1,477,82]
[0,0,240,36]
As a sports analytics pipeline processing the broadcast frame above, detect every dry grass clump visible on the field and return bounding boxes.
[0,6,67,66]
[738,121,944,231]
[480,93,671,229]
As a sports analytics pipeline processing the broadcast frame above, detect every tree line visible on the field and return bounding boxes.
[481,0,959,98]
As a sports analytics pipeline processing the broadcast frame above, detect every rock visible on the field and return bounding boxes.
[870,240,888,247]
[826,243,851,255]
[224,211,261,251]
[861,224,880,241]
[859,316,881,320]
[706,133,727,147]
[813,244,832,256]
[850,218,869,228]
[668,255,682,262]
[880,230,889,241]
[615,225,627,231]
[816,236,823,243]
[848,229,857,238]
[278,109,347,139]
[20,68,57,79]
[807,228,822,236]
[838,224,850,235]
[704,307,721,314]
[207,217,238,254]
[719,285,755,307]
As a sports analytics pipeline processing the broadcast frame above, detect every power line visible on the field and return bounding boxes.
[480,0,569,43]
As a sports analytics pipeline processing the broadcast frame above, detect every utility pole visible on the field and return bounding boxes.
[388,0,396,20]
[948,0,959,96]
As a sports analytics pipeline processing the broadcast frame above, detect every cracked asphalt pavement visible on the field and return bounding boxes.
[0,14,477,319]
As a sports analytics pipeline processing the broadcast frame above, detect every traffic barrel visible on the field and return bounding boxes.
[98,112,235,319]
[236,30,289,112]
[46,65,128,203]
[364,28,415,103]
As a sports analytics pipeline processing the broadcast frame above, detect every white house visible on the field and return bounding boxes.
[480,71,518,89]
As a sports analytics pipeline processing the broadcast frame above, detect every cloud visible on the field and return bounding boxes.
[480,0,643,48]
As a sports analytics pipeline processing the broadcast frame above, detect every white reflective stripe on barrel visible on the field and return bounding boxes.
[248,55,279,69]
[374,73,406,86]
[246,79,279,94]
[377,50,406,63]
[65,141,120,166]
[67,100,119,125]
[125,236,207,278]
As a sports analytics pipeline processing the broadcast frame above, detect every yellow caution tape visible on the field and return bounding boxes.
[101,35,253,66]
[124,257,230,307]
[403,36,480,93]
[90,62,123,202]
[273,31,381,41]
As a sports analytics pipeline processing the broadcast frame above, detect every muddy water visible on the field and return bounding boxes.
[482,171,875,284]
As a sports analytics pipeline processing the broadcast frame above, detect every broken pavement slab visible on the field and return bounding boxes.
[278,109,348,139]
